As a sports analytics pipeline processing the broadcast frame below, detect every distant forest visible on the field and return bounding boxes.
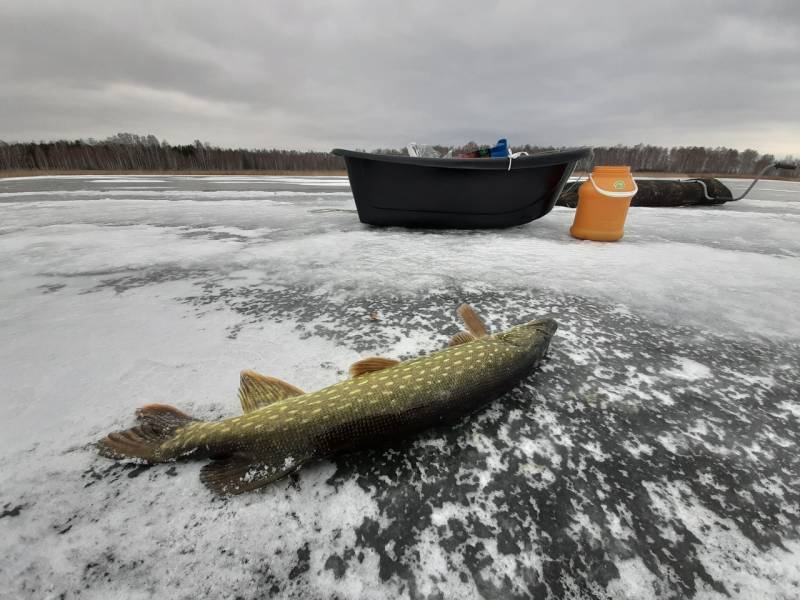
[0,133,796,177]
[0,133,342,172]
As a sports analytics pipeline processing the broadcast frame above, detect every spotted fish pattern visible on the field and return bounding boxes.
[98,305,557,494]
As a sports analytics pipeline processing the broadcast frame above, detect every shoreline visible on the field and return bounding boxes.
[0,169,349,179]
[0,169,796,181]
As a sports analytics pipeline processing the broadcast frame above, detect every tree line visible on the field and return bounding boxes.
[0,133,342,172]
[0,133,795,177]
[398,142,794,177]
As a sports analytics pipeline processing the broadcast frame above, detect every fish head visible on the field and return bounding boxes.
[493,317,558,362]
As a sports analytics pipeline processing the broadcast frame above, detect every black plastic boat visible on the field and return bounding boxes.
[332,147,591,228]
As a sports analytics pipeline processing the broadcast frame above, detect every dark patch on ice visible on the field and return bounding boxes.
[82,462,152,486]
[88,267,216,294]
[180,283,465,350]
[41,267,134,279]
[250,561,282,597]
[79,550,146,590]
[168,285,799,599]
[288,543,311,579]
[305,291,797,599]
[38,283,65,294]
[1,503,25,519]
[126,464,151,479]
[324,554,348,579]
[179,227,254,242]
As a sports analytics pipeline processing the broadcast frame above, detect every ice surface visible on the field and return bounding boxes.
[0,175,798,599]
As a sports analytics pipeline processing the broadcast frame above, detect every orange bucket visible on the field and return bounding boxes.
[570,166,638,241]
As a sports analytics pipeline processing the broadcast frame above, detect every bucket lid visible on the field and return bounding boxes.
[589,166,638,198]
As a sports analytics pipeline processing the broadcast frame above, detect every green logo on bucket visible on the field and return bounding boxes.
[613,180,625,190]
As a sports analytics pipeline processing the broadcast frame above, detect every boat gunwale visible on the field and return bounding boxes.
[332,147,591,171]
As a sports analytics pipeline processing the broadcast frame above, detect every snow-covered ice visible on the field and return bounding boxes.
[0,175,798,599]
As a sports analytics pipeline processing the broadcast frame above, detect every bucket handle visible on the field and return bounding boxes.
[589,174,638,198]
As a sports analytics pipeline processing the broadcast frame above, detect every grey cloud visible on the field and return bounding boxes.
[1,0,798,155]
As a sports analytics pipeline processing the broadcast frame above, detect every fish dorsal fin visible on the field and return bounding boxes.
[457,304,489,337]
[200,451,309,495]
[349,357,400,378]
[449,331,476,346]
[238,370,304,414]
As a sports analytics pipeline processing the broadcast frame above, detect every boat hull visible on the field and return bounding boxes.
[333,148,591,228]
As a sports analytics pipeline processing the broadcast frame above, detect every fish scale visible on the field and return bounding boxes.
[97,305,557,494]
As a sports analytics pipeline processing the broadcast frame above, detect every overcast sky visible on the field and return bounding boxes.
[1,1,798,155]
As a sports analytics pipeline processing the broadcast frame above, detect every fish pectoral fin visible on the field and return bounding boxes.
[349,357,400,378]
[238,370,304,414]
[200,452,307,495]
[448,330,476,346]
[457,304,489,337]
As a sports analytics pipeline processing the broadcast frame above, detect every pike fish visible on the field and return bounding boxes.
[98,305,557,494]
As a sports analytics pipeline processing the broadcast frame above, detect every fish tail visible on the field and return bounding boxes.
[97,403,198,463]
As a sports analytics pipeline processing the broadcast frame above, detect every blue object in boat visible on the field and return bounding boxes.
[490,138,508,158]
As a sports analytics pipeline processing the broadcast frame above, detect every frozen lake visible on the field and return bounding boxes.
[1,175,799,599]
